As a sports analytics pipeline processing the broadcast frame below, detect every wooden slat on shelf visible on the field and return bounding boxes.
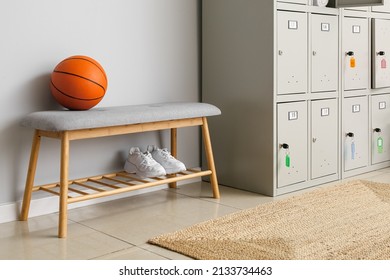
[186,168,200,173]
[102,176,137,186]
[73,182,105,192]
[33,182,59,192]
[116,172,150,183]
[88,178,121,189]
[150,177,165,181]
[40,187,72,199]
[40,187,60,196]
[68,187,90,196]
[71,172,118,183]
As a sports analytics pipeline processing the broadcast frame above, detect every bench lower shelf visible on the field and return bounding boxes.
[33,168,212,204]
[20,116,220,238]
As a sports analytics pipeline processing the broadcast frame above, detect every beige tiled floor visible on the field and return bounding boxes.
[1,168,390,260]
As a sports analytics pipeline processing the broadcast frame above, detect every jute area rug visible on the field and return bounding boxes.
[148,180,390,260]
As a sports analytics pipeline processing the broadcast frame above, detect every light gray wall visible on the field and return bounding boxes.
[0,0,201,205]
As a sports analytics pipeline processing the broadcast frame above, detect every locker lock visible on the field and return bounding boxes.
[346,132,354,138]
[346,51,354,56]
[374,128,382,133]
[377,51,386,56]
[280,143,289,149]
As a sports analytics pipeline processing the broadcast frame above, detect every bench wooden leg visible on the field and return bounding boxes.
[20,130,41,221]
[201,117,220,199]
[168,128,177,188]
[58,131,70,238]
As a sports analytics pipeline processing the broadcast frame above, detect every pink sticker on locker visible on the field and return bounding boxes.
[381,58,387,69]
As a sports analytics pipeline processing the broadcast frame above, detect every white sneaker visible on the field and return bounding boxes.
[147,145,186,174]
[124,147,166,178]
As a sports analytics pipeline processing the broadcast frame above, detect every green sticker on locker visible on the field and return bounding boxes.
[378,136,383,154]
[285,153,290,168]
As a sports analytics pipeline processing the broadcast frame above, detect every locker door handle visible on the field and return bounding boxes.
[278,50,283,56]
[346,51,354,56]
[280,143,289,149]
[377,51,386,56]
[346,132,354,137]
[374,128,382,133]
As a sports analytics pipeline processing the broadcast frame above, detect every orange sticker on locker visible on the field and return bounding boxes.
[350,57,356,68]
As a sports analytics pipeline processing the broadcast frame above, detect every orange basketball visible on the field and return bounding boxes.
[50,55,108,110]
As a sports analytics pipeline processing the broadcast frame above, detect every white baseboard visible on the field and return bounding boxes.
[0,176,200,224]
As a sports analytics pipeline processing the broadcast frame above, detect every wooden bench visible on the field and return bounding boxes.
[20,102,221,238]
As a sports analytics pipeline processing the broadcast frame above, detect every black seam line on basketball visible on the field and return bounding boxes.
[50,79,103,101]
[62,57,108,82]
[54,70,106,91]
[62,57,107,81]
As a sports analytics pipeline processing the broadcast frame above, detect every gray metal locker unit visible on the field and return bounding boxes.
[202,0,390,196]
[371,94,390,164]
[341,3,390,178]
[202,0,340,196]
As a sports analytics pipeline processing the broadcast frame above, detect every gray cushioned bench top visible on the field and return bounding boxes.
[21,102,221,132]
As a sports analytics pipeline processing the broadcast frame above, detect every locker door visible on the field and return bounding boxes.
[342,17,369,91]
[372,19,390,89]
[343,96,369,171]
[311,99,338,179]
[277,11,307,95]
[371,94,390,164]
[311,14,338,93]
[277,102,308,188]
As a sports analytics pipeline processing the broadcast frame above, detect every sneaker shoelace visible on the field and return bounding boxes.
[140,152,157,166]
[160,149,175,160]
